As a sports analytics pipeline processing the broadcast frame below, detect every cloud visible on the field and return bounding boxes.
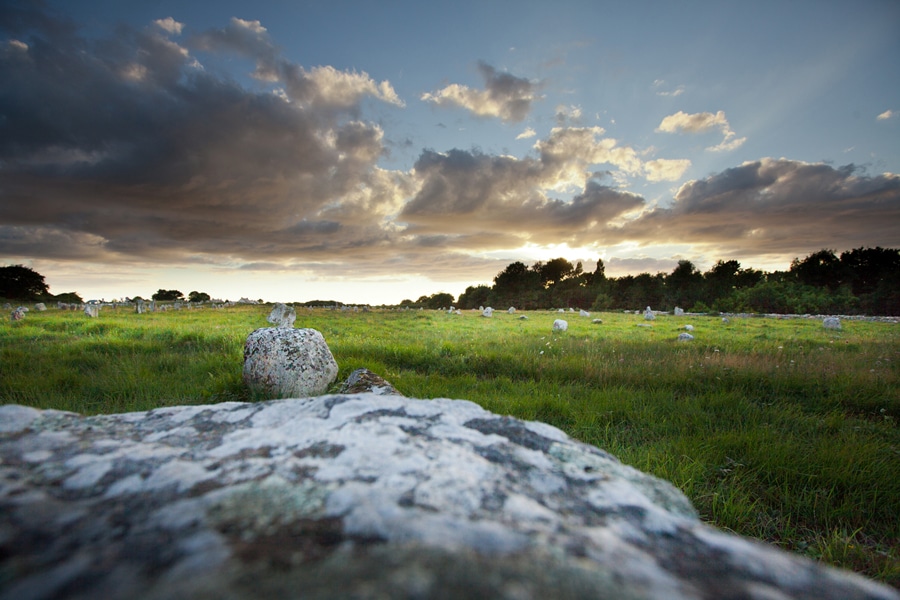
[652,80,685,97]
[421,61,537,122]
[400,145,645,247]
[516,127,537,140]
[0,8,409,269]
[614,158,900,256]
[154,17,184,35]
[877,109,895,121]
[643,159,691,182]
[656,110,746,152]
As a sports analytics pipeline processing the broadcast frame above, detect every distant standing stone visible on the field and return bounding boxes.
[482,307,494,318]
[267,303,297,328]
[823,317,842,330]
[552,319,568,332]
[508,307,516,314]
[33,303,46,311]
[674,307,685,316]
[683,324,694,331]
[9,308,25,321]
[677,333,695,342]
[243,328,338,398]
[644,306,655,321]
[84,305,99,318]
[579,309,590,317]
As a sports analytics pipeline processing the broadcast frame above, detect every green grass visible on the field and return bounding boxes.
[2,304,898,587]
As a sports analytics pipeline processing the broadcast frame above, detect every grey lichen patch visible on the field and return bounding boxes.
[548,443,698,519]
[207,475,333,540]
[463,417,555,452]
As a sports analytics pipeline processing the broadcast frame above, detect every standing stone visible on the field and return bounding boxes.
[823,317,842,330]
[10,308,25,321]
[33,303,46,311]
[84,304,99,318]
[643,306,655,321]
[579,309,590,317]
[674,307,685,316]
[552,319,568,332]
[482,307,494,318]
[507,307,516,314]
[243,327,338,398]
[267,303,297,328]
[682,324,694,331]
[677,333,695,342]
[135,301,145,314]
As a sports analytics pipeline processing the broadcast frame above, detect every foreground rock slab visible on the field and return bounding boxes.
[1,397,896,600]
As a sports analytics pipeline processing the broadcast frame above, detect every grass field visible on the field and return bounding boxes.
[2,303,898,587]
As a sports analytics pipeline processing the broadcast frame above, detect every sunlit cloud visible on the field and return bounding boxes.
[656,110,746,152]
[643,158,691,182]
[877,109,895,121]
[153,17,184,35]
[516,127,537,140]
[421,61,537,122]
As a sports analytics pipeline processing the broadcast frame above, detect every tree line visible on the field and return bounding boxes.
[407,247,900,316]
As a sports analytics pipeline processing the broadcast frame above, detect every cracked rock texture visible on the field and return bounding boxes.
[1,396,897,600]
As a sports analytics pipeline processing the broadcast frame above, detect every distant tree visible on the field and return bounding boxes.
[422,292,455,309]
[665,260,702,308]
[538,258,576,288]
[152,289,184,301]
[188,291,211,303]
[52,292,84,304]
[839,247,900,297]
[0,265,50,300]
[790,249,845,290]
[457,285,491,309]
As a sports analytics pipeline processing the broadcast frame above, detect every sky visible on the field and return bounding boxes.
[1,0,899,304]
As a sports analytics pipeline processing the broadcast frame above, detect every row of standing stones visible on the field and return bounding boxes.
[3,305,896,599]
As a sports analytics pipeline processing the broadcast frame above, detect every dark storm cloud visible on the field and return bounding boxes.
[618,158,900,254]
[0,4,405,266]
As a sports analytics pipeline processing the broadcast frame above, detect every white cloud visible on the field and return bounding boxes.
[516,127,537,140]
[877,110,895,121]
[656,110,745,152]
[644,159,691,182]
[653,80,685,97]
[153,17,184,35]
[421,62,536,122]
[657,110,728,134]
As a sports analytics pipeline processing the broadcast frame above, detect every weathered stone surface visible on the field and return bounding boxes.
[336,368,402,396]
[508,307,516,314]
[1,396,895,600]
[482,307,494,317]
[84,304,99,318]
[267,303,297,328]
[33,303,46,311]
[592,318,603,324]
[552,319,568,332]
[644,306,656,321]
[677,333,695,342]
[579,309,590,317]
[674,307,685,316]
[9,307,25,321]
[242,328,338,398]
[824,316,842,330]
